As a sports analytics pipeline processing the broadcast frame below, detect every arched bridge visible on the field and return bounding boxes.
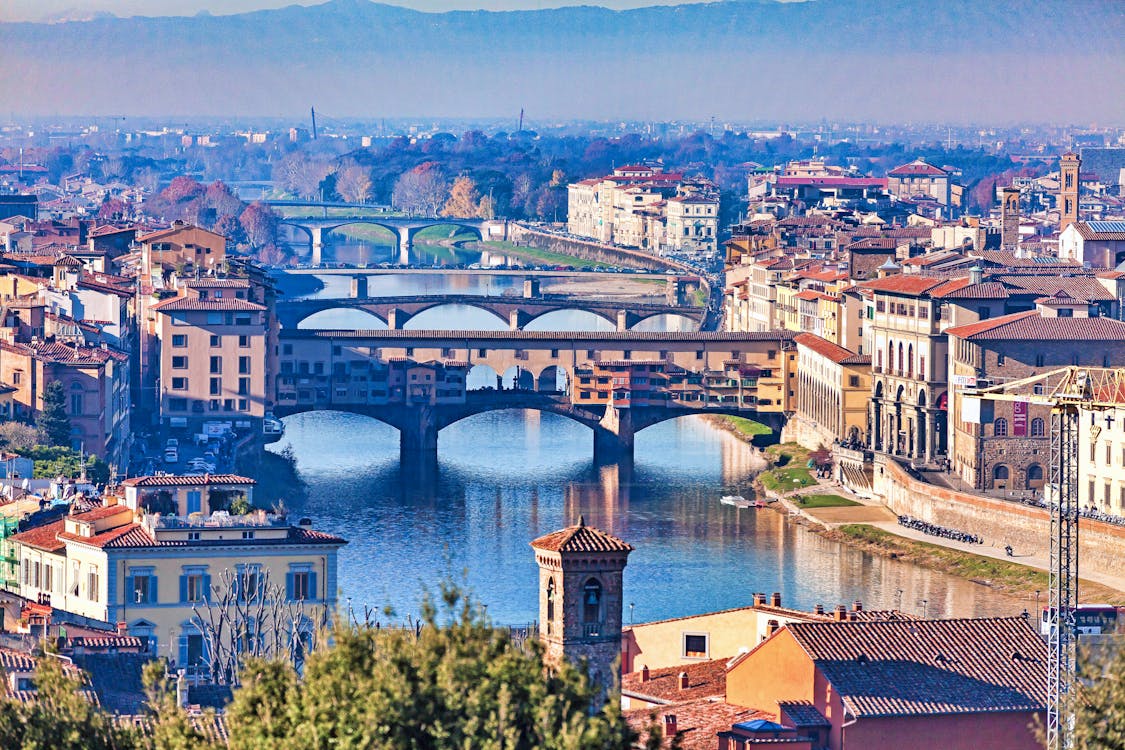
[278,215,502,266]
[276,294,706,331]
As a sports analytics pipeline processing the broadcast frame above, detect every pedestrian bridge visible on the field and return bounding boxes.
[277,294,705,331]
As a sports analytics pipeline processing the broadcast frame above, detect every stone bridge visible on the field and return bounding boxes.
[274,329,797,463]
[277,214,502,265]
[276,293,705,331]
[273,391,786,465]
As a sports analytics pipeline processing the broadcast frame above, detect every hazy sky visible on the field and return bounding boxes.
[1,0,733,22]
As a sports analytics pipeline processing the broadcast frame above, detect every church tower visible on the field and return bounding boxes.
[1000,186,1021,251]
[1059,151,1081,232]
[531,516,632,699]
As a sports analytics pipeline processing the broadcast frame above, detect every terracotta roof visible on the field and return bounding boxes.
[183,278,252,288]
[888,160,949,178]
[860,276,950,295]
[9,520,66,552]
[947,311,1125,341]
[68,635,146,649]
[120,474,256,488]
[625,698,771,750]
[999,275,1115,302]
[94,524,346,549]
[0,648,38,672]
[778,701,830,728]
[151,297,265,312]
[530,517,633,554]
[72,505,131,522]
[58,523,150,549]
[622,659,727,704]
[785,617,1046,717]
[794,333,869,366]
[932,281,1010,300]
[1075,221,1125,241]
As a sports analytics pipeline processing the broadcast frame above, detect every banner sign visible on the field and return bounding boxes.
[1012,400,1029,436]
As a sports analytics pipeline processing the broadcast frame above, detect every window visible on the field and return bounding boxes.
[238,399,249,411]
[169,398,187,411]
[997,353,1005,366]
[683,633,709,659]
[994,418,1008,437]
[236,565,261,601]
[210,335,221,347]
[238,377,250,396]
[172,377,188,390]
[239,335,250,348]
[993,464,1010,480]
[1027,464,1044,482]
[207,313,223,326]
[172,356,188,369]
[172,334,187,348]
[11,371,20,385]
[182,569,207,603]
[582,578,602,625]
[1031,418,1045,437]
[1035,354,1045,367]
[70,561,79,597]
[238,357,251,374]
[209,356,222,374]
[70,392,83,415]
[87,565,100,601]
[849,375,860,388]
[1058,308,1073,318]
[288,568,312,601]
[210,377,222,396]
[129,569,156,604]
[187,531,200,541]
[242,530,255,540]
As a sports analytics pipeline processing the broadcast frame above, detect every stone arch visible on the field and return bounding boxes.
[582,576,604,625]
[630,312,699,332]
[521,307,618,331]
[1027,463,1045,487]
[402,302,509,330]
[278,221,314,249]
[324,220,401,244]
[466,363,502,391]
[537,365,569,394]
[295,307,389,330]
[501,365,535,391]
[916,388,928,408]
[992,464,1010,488]
[414,221,484,242]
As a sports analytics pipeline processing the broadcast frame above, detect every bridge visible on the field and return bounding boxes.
[275,293,706,331]
[277,214,501,266]
[273,329,796,464]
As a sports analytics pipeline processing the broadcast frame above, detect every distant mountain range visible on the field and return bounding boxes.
[2,0,1122,122]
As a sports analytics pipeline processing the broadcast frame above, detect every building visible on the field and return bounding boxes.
[1058,220,1125,269]
[1058,152,1081,232]
[7,474,346,665]
[947,310,1125,492]
[150,279,271,434]
[723,618,1046,750]
[885,159,962,214]
[1000,187,1021,251]
[531,517,632,700]
[788,334,871,450]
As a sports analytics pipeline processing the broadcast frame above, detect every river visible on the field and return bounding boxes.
[266,271,1026,626]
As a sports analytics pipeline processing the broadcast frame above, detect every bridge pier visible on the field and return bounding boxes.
[593,403,635,463]
[510,310,531,331]
[386,308,412,330]
[397,227,415,265]
[399,409,439,464]
[350,275,369,298]
[616,310,639,332]
[311,226,325,266]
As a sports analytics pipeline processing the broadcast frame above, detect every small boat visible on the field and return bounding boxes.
[720,495,753,508]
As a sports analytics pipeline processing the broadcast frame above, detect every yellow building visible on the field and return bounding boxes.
[8,474,345,666]
[789,333,871,450]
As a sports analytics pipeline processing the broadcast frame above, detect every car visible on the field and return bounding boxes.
[164,448,179,464]
[166,438,179,449]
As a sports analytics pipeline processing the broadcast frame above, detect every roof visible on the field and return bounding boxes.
[778,701,830,728]
[150,297,265,313]
[622,659,727,704]
[530,516,633,554]
[625,698,771,750]
[9,519,66,552]
[1075,221,1125,241]
[91,524,346,549]
[183,278,252,288]
[946,311,1125,341]
[859,276,950,296]
[794,333,869,366]
[785,617,1046,718]
[888,159,950,178]
[120,474,256,488]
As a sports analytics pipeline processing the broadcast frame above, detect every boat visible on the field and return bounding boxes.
[720,495,753,509]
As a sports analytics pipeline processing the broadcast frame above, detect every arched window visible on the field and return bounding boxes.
[993,464,1010,480]
[994,418,1008,437]
[1030,418,1045,437]
[1027,464,1044,482]
[583,578,602,624]
[897,343,904,374]
[907,344,914,378]
[546,577,556,625]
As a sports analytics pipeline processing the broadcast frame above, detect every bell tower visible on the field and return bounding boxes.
[1000,186,1021,251]
[531,516,632,701]
[1058,151,1081,232]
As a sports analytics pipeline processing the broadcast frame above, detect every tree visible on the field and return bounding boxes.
[97,197,128,220]
[391,162,448,216]
[37,380,71,447]
[0,421,42,452]
[275,153,332,201]
[442,175,480,217]
[334,162,373,203]
[239,202,279,250]
[221,585,662,750]
[0,655,138,750]
[1054,642,1125,749]
[139,661,221,750]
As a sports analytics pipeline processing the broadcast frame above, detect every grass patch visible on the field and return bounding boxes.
[758,443,817,492]
[828,524,1123,602]
[691,288,707,307]
[478,240,616,269]
[796,494,859,508]
[723,417,773,438]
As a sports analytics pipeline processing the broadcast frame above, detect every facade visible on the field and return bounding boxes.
[1058,152,1081,232]
[1078,402,1125,516]
[1058,220,1125,269]
[1000,186,1021,251]
[7,474,346,665]
[531,518,632,700]
[789,333,871,450]
[947,310,1125,492]
[665,194,720,254]
[885,159,961,212]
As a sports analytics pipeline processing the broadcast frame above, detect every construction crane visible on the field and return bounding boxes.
[966,366,1125,750]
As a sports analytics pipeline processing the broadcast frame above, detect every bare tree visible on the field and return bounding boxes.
[335,162,373,203]
[190,567,325,686]
[274,153,333,201]
[391,162,449,216]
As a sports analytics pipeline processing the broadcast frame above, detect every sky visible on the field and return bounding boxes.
[1,0,735,23]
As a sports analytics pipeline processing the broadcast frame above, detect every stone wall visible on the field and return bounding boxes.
[874,454,1125,580]
[508,224,697,275]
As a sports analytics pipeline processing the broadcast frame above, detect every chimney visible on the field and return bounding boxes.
[640,665,650,683]
[753,592,766,607]
[834,605,847,621]
[969,264,983,285]
[678,672,689,690]
[663,714,678,738]
[814,604,825,615]
[770,592,782,608]
[853,600,863,612]
[116,621,128,636]
[766,619,780,638]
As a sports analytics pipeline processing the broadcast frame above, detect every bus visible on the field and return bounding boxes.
[1040,604,1123,636]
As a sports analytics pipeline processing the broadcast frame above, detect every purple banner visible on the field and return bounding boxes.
[1013,400,1028,437]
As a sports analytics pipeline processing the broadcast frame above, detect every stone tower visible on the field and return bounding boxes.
[1000,186,1021,251]
[1059,151,1081,232]
[530,516,632,699]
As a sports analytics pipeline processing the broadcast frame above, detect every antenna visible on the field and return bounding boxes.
[310,107,318,140]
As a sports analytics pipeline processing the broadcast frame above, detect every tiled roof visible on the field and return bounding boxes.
[932,281,1010,300]
[794,333,869,366]
[69,635,146,649]
[778,701,830,728]
[625,698,771,750]
[9,519,66,552]
[94,524,346,549]
[787,617,1047,717]
[0,648,37,672]
[622,658,727,704]
[59,523,150,549]
[947,311,1125,341]
[859,276,950,295]
[888,160,949,178]
[120,474,256,488]
[151,297,265,312]
[183,278,252,288]
[530,517,633,553]
[999,275,1115,302]
[1075,221,1125,241]
[72,505,131,522]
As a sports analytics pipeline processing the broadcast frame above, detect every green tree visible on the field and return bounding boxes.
[223,584,663,750]
[138,661,221,750]
[36,380,71,447]
[0,655,138,750]
[1067,642,1125,749]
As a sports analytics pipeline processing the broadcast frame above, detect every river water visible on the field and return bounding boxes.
[266,271,1026,625]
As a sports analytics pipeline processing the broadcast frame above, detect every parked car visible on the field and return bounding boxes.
[164,447,179,464]
[166,438,179,449]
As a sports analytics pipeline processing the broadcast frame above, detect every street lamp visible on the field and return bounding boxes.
[629,602,635,626]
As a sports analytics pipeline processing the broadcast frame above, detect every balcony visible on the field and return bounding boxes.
[145,511,289,532]
[583,622,602,637]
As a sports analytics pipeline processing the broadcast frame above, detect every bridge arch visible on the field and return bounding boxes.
[630,312,699,332]
[296,307,389,330]
[501,365,536,391]
[521,308,618,331]
[412,222,484,242]
[537,365,569,394]
[324,220,402,243]
[400,302,509,330]
[466,363,502,391]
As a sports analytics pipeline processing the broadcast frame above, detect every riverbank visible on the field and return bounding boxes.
[238,444,307,508]
[476,239,617,270]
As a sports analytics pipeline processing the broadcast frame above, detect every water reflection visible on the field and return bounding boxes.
[269,410,1024,625]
